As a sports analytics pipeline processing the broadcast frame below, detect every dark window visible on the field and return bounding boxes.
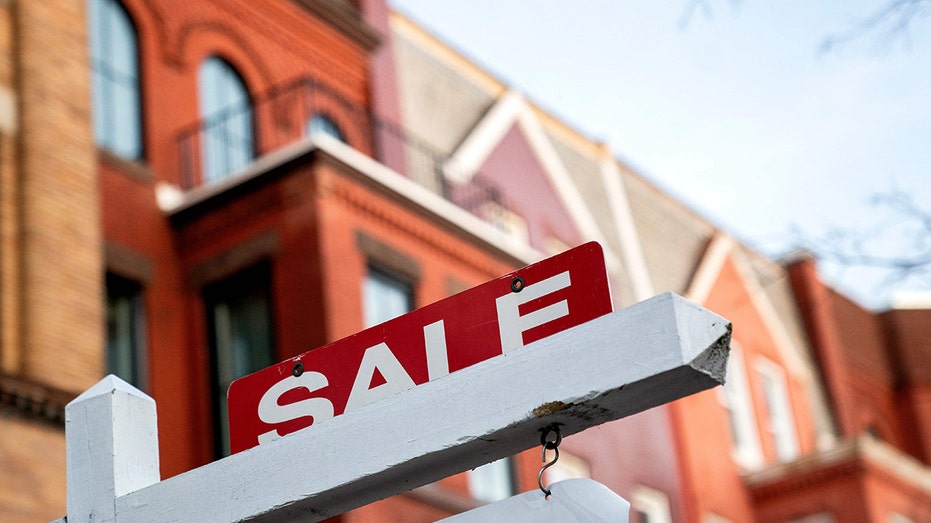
[363,266,413,328]
[307,114,344,142]
[198,57,254,183]
[205,263,275,457]
[88,0,142,158]
[106,274,146,388]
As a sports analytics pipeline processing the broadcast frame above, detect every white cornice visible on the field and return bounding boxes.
[158,135,543,267]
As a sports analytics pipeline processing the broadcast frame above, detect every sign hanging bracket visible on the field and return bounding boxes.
[538,424,562,498]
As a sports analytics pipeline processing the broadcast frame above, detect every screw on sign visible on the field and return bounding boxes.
[227,242,612,453]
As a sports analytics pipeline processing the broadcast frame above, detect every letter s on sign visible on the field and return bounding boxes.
[256,372,334,445]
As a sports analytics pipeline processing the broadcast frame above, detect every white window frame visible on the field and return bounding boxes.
[631,485,671,523]
[718,343,763,470]
[307,113,345,142]
[362,266,414,328]
[106,274,147,391]
[198,56,254,183]
[755,357,799,462]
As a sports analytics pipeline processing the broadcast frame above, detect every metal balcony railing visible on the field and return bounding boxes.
[176,76,510,230]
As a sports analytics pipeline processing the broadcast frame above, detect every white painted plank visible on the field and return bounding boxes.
[80,292,726,523]
[64,375,160,522]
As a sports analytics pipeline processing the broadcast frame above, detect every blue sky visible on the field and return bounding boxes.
[389,1,931,308]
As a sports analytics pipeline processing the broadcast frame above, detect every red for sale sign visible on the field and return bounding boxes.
[227,242,612,453]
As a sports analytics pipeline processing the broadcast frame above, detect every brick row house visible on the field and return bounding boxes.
[387,11,929,521]
[0,1,928,522]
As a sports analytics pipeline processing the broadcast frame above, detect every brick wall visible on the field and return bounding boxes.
[0,414,66,522]
[13,0,104,392]
[0,1,19,374]
[0,5,102,517]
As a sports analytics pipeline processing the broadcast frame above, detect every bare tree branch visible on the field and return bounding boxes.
[678,0,740,29]
[801,190,931,287]
[821,0,931,53]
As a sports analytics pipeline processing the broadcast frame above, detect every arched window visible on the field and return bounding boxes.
[88,0,142,159]
[198,57,254,183]
[306,113,344,143]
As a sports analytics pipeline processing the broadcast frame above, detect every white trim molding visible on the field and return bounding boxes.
[599,151,654,302]
[445,89,620,273]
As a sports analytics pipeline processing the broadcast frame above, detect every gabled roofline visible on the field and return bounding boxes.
[444,89,621,273]
[599,149,654,302]
[686,233,809,379]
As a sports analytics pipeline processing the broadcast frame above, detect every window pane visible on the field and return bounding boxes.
[631,485,671,523]
[468,457,515,503]
[106,275,145,388]
[112,81,141,156]
[758,363,799,462]
[720,346,763,469]
[206,265,275,457]
[363,268,413,328]
[307,114,344,142]
[199,57,254,182]
[88,0,142,158]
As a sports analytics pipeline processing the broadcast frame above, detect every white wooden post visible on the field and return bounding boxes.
[61,375,160,522]
[55,292,729,522]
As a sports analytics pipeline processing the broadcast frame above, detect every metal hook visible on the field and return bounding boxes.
[538,425,562,498]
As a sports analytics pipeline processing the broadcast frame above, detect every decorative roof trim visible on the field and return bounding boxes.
[162,133,543,269]
[686,233,809,379]
[746,434,931,500]
[291,0,380,51]
[389,11,506,96]
[599,151,654,302]
[685,233,734,306]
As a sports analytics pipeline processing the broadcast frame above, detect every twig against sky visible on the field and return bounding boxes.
[821,0,931,52]
[804,191,931,287]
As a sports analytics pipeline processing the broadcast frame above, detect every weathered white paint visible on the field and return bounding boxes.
[439,478,630,522]
[64,375,160,522]
[599,152,654,302]
[57,292,729,523]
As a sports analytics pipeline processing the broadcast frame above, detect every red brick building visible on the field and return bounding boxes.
[1,1,929,522]
[387,11,931,521]
[0,0,560,520]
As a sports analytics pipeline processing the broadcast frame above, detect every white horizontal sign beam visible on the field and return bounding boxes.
[64,292,730,523]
